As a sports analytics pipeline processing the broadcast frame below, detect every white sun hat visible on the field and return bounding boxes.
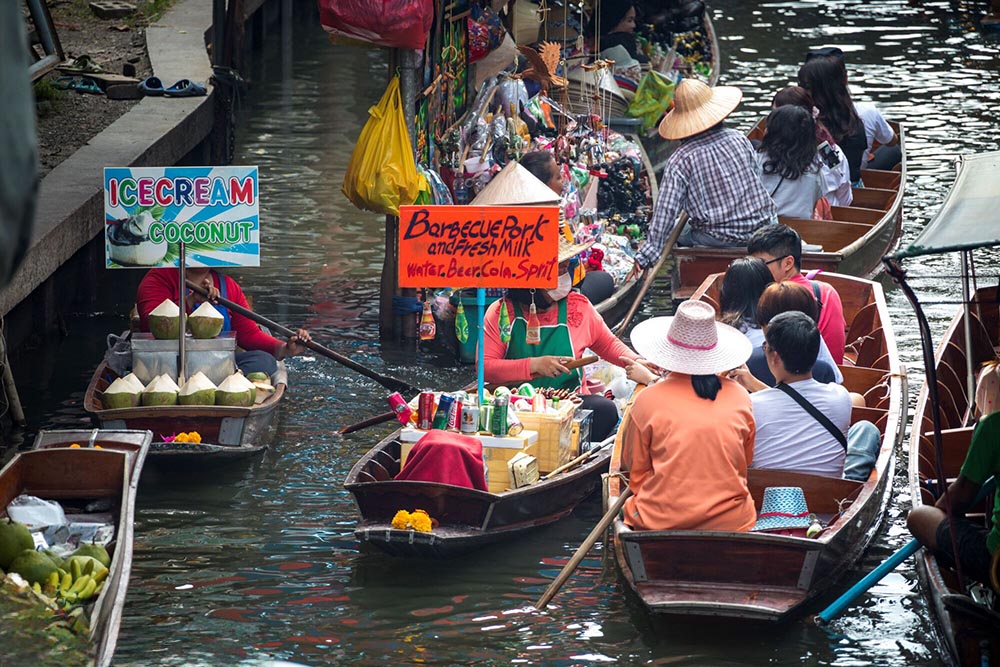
[658,78,743,140]
[630,300,752,375]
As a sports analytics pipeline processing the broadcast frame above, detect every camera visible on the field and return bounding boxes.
[817,141,841,169]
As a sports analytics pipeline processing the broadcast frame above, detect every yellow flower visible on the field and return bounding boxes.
[69,443,80,448]
[188,431,202,444]
[409,511,432,533]
[94,445,103,449]
[391,510,411,530]
[174,433,189,443]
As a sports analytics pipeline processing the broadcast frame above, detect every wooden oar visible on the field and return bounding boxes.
[614,213,688,338]
[186,280,419,394]
[535,487,633,610]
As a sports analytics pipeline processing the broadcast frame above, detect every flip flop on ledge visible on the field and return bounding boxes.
[137,76,165,96]
[163,79,207,97]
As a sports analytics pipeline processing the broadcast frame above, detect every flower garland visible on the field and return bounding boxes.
[390,509,435,532]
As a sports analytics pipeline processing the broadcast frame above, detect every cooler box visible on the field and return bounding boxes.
[131,331,236,385]
[398,429,538,494]
[514,400,576,473]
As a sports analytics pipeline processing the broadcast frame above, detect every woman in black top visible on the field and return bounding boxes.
[797,57,867,184]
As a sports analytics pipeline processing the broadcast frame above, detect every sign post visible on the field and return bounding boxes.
[398,204,560,403]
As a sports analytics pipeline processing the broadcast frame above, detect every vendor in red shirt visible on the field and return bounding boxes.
[137,267,311,377]
[747,224,846,364]
[482,237,640,442]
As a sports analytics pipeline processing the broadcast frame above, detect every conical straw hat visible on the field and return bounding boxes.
[658,79,743,140]
[470,162,560,206]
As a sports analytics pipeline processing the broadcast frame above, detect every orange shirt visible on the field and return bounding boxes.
[622,374,757,532]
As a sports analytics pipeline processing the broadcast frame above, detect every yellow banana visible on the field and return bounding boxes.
[32,582,41,594]
[47,572,60,588]
[77,578,98,601]
[92,567,108,584]
[68,574,91,595]
[81,558,95,576]
[60,572,74,594]
[70,558,82,581]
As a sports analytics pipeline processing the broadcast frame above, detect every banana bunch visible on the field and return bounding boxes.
[34,555,108,607]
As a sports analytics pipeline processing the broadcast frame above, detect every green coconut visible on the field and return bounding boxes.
[140,374,179,407]
[0,520,34,569]
[215,372,256,407]
[251,380,275,404]
[8,549,58,585]
[121,372,146,394]
[187,301,224,339]
[178,371,216,406]
[245,372,270,384]
[71,543,110,568]
[148,298,181,340]
[102,376,141,410]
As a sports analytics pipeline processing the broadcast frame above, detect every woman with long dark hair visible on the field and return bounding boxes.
[756,106,823,219]
[718,257,773,338]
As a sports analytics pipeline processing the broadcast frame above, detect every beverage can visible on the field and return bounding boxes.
[460,403,480,434]
[447,394,463,431]
[387,392,413,425]
[432,394,454,430]
[417,391,435,430]
[479,404,494,434]
[506,404,523,436]
[491,395,509,436]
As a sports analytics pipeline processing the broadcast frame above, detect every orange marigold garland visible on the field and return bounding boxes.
[390,508,436,532]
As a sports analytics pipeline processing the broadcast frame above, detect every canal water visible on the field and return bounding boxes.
[10,0,1000,665]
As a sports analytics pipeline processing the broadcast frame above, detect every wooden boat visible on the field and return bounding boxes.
[83,360,287,461]
[606,271,907,621]
[1,429,150,667]
[670,122,906,300]
[345,435,612,558]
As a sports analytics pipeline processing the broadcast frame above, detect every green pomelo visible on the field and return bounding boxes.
[245,372,270,383]
[149,298,180,340]
[102,376,141,410]
[71,543,110,568]
[0,520,34,569]
[8,550,58,585]
[215,373,255,407]
[178,371,216,406]
[42,549,65,569]
[187,301,224,339]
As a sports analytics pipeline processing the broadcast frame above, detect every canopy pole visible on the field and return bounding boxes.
[178,242,187,385]
[961,250,976,410]
[477,287,485,406]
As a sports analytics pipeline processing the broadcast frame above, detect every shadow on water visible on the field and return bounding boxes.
[8,0,1000,665]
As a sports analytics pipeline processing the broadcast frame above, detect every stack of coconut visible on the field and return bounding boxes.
[147,298,225,340]
[102,371,275,409]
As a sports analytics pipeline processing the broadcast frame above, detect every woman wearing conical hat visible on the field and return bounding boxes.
[628,79,777,280]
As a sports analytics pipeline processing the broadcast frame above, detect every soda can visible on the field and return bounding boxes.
[533,393,547,413]
[460,403,480,434]
[432,394,454,430]
[387,392,413,426]
[506,404,524,436]
[447,394,463,431]
[491,395,509,436]
[417,391,436,430]
[479,404,494,434]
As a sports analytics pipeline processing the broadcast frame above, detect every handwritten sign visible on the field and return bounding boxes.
[398,205,560,288]
[103,166,260,268]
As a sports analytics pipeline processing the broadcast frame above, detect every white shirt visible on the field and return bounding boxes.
[742,324,844,383]
[854,103,895,170]
[817,144,853,207]
[757,152,824,220]
[750,378,851,477]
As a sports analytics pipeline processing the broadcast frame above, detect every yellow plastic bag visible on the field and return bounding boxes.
[342,76,420,215]
[626,71,675,133]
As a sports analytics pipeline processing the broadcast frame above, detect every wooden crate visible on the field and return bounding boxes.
[514,401,576,473]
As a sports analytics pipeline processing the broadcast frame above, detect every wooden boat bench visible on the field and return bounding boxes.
[850,187,897,211]
[748,468,863,517]
[781,217,872,253]
[830,205,885,226]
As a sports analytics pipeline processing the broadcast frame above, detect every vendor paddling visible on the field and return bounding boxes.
[136,267,312,377]
[482,236,639,441]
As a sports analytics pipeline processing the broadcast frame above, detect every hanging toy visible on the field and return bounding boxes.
[498,298,512,343]
[455,300,469,344]
[419,301,436,341]
[526,290,541,345]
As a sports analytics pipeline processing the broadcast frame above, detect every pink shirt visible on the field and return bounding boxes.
[790,273,846,364]
[482,292,637,391]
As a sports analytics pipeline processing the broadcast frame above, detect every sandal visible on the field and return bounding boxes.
[74,77,104,95]
[163,79,207,97]
[57,55,105,75]
[138,76,165,96]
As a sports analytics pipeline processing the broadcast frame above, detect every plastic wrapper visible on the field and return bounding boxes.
[319,0,434,50]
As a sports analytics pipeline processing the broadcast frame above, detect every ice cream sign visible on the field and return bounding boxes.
[103,166,260,268]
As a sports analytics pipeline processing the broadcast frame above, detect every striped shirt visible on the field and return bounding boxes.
[636,125,777,268]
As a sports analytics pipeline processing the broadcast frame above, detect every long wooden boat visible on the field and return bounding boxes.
[1,429,150,667]
[606,271,906,621]
[908,284,1000,665]
[345,435,612,558]
[669,122,905,300]
[83,360,286,461]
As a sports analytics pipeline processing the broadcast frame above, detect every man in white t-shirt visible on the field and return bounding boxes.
[749,311,880,481]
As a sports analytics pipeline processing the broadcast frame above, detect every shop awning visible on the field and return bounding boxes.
[893,150,1000,260]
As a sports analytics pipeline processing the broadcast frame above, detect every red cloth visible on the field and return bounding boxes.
[136,269,283,355]
[395,431,488,491]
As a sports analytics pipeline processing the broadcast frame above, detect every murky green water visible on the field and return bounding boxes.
[10,1,1000,665]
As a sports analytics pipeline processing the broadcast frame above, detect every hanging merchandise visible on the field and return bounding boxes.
[526,293,541,345]
[342,76,421,216]
[498,299,512,343]
[419,301,437,341]
[319,0,434,50]
[467,3,506,63]
[626,71,675,133]
[454,300,469,344]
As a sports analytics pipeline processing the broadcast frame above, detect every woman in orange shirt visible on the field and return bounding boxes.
[622,299,757,532]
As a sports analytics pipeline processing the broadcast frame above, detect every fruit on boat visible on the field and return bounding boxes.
[252,380,275,404]
[187,301,224,339]
[141,374,180,406]
[148,298,181,340]
[215,372,256,407]
[178,371,217,406]
[102,376,141,409]
[245,372,270,383]
[71,543,111,568]
[0,519,34,569]
[121,372,146,394]
[8,549,59,585]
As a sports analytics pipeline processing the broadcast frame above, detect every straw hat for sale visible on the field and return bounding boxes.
[658,79,743,140]
[471,161,560,206]
[629,300,751,375]
[557,235,594,263]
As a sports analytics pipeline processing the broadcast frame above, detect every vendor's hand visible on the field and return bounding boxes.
[530,355,570,379]
[727,364,768,393]
[625,260,643,283]
[283,328,312,358]
[623,357,659,385]
[185,277,219,310]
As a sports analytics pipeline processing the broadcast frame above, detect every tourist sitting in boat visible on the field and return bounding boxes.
[906,411,1000,585]
[587,0,648,64]
[481,237,639,442]
[974,359,1000,419]
[628,79,776,279]
[756,106,824,220]
[735,311,880,481]
[747,224,846,363]
[519,151,615,306]
[136,267,312,376]
[771,85,853,208]
[797,55,899,184]
[621,299,756,531]
[718,257,773,343]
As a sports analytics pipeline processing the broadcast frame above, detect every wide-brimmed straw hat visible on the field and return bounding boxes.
[470,161,560,206]
[558,234,594,263]
[629,300,751,375]
[752,487,812,532]
[658,79,743,140]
